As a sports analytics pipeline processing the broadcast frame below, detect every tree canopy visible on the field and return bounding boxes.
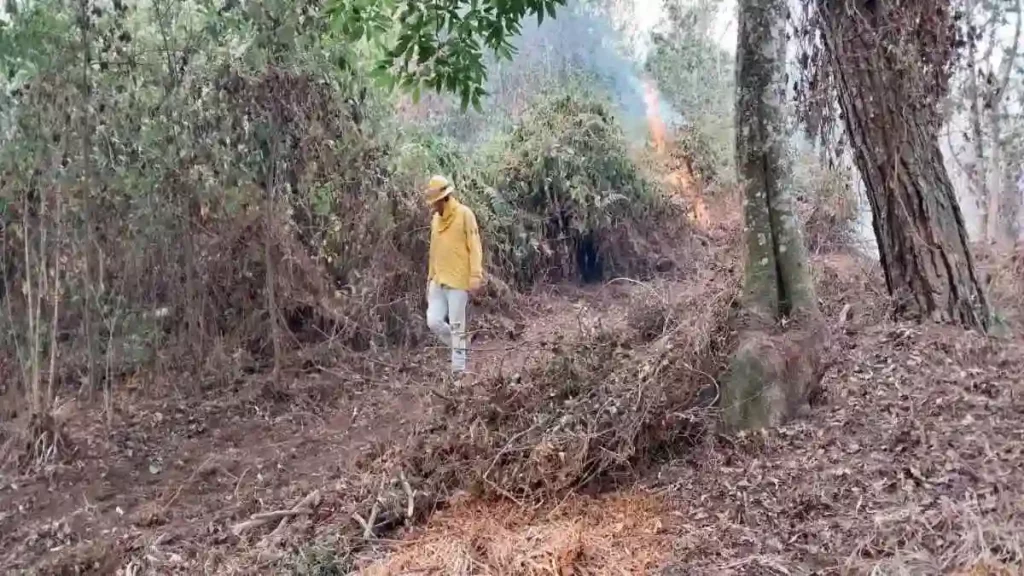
[328,0,568,109]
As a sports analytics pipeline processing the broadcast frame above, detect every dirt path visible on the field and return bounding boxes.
[0,276,673,574]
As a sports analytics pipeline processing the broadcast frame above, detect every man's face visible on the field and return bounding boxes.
[432,197,446,215]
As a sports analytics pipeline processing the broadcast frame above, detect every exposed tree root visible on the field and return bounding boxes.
[721,322,830,430]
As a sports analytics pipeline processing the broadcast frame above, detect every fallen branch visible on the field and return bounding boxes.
[251,508,313,522]
[162,456,216,512]
[400,470,415,523]
[364,500,380,539]
[232,489,321,537]
[838,303,852,327]
[351,512,372,536]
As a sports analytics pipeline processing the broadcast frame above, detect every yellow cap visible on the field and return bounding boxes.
[424,174,452,204]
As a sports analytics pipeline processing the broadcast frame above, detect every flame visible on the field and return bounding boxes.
[666,162,711,228]
[641,76,710,229]
[642,77,667,155]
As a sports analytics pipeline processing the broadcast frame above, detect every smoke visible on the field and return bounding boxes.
[482,0,684,143]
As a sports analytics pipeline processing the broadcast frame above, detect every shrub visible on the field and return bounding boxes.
[793,160,860,253]
[480,94,673,287]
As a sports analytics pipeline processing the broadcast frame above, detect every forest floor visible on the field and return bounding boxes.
[2,193,1024,575]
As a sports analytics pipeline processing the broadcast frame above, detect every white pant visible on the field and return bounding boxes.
[426,282,469,373]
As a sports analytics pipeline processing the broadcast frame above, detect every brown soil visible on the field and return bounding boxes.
[3,194,1023,575]
[0,270,708,574]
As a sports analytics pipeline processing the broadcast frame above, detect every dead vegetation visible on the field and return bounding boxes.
[659,322,1024,574]
[3,171,1023,574]
[339,243,1024,575]
[3,64,1024,576]
[360,491,672,575]
[977,242,1024,331]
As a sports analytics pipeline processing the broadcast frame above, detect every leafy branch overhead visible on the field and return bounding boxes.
[327,0,566,109]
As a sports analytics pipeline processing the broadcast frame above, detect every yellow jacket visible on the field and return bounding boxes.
[428,198,483,291]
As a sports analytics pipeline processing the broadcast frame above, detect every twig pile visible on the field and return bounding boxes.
[353,268,738,521]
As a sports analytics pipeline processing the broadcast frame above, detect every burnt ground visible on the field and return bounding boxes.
[2,208,1023,575]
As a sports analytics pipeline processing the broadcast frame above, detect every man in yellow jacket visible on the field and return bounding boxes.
[424,175,484,376]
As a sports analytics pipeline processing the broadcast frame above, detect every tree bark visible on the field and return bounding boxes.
[735,0,817,322]
[724,0,824,430]
[986,116,1003,244]
[264,129,282,388]
[79,0,101,392]
[819,0,990,329]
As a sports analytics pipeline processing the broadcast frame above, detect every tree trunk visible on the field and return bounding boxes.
[964,0,987,220]
[982,0,1021,246]
[1009,171,1024,243]
[264,130,282,388]
[723,0,824,430]
[985,116,1003,245]
[1004,168,1023,243]
[819,0,990,329]
[79,0,101,393]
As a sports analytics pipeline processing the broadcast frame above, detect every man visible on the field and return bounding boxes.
[424,175,484,377]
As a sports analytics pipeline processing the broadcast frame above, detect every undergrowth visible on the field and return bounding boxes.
[0,64,677,429]
[392,91,683,291]
[486,94,678,287]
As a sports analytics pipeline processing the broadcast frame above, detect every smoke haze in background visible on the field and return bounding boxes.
[474,1,685,143]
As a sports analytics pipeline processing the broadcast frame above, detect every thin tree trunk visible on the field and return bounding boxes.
[819,0,990,329]
[154,0,204,374]
[46,191,62,409]
[982,0,1021,246]
[23,195,40,415]
[264,130,282,387]
[1010,171,1024,242]
[965,0,987,220]
[78,0,101,391]
[724,0,824,430]
[986,116,1003,244]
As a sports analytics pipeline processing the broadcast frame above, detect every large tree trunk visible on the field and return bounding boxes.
[723,0,824,430]
[819,0,990,329]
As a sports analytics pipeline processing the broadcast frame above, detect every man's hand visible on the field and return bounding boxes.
[468,277,483,296]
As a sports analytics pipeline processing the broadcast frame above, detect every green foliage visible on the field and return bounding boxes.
[0,0,673,394]
[645,0,735,180]
[498,94,652,233]
[389,90,670,288]
[328,0,569,110]
[483,92,665,286]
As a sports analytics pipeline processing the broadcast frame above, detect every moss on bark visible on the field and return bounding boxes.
[724,0,826,430]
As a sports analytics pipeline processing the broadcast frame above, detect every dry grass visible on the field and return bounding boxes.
[657,322,1024,574]
[349,224,739,513]
[358,491,671,575]
[977,242,1024,331]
